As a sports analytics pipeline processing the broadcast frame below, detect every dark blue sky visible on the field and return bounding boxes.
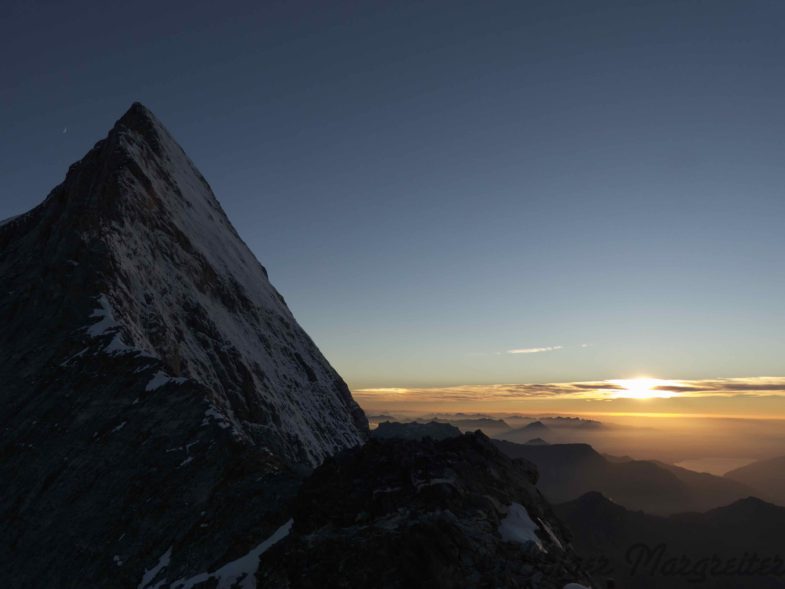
[3,0,785,388]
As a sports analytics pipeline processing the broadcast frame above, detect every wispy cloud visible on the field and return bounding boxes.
[507,345,563,354]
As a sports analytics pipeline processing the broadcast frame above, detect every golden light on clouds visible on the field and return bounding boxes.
[607,377,679,399]
[353,376,785,417]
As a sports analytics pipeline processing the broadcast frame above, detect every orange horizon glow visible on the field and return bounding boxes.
[352,375,785,419]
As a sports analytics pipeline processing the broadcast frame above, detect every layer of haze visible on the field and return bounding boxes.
[2,1,784,396]
[367,410,785,475]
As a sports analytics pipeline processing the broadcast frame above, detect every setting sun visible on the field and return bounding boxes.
[609,377,677,399]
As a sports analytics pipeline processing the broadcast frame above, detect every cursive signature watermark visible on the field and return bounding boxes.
[624,543,785,582]
[574,543,785,584]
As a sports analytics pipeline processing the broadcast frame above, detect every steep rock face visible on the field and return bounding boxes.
[0,103,367,588]
[259,432,594,589]
[1,103,367,466]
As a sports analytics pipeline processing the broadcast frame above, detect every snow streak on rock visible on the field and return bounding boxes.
[0,102,367,588]
[498,502,545,551]
[73,103,367,466]
[166,519,293,589]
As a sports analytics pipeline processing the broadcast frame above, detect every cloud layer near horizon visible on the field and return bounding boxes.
[353,376,785,405]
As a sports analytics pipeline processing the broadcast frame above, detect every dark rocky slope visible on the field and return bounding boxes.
[0,103,367,588]
[260,432,594,589]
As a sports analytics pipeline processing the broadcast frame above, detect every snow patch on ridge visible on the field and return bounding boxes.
[59,347,89,367]
[538,517,564,550]
[202,406,232,429]
[168,519,293,589]
[71,107,365,467]
[146,371,188,391]
[498,503,544,551]
[414,477,456,490]
[137,546,171,589]
[87,295,120,337]
[86,295,134,354]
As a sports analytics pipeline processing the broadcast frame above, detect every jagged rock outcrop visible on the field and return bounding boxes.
[0,103,367,588]
[371,420,462,440]
[259,432,594,588]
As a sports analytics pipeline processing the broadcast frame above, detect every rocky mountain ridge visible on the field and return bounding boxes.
[0,103,367,588]
[260,432,594,589]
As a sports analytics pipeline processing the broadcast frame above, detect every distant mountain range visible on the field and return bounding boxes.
[493,440,757,515]
[725,455,785,504]
[500,420,551,439]
[544,416,604,429]
[526,437,549,446]
[369,414,605,439]
[432,417,512,434]
[557,492,785,589]
[372,420,462,440]
[494,417,605,444]
[370,422,769,516]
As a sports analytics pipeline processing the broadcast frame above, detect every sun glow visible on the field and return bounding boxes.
[608,377,677,399]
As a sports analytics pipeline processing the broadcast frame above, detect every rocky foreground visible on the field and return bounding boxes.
[1,104,592,588]
[260,432,594,589]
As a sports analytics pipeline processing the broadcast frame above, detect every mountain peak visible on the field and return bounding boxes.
[1,104,369,585]
[126,100,153,116]
[521,420,549,431]
[119,100,155,121]
[1,104,368,466]
[708,495,779,518]
[114,101,161,136]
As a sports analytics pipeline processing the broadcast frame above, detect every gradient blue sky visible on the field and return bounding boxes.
[2,1,784,389]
